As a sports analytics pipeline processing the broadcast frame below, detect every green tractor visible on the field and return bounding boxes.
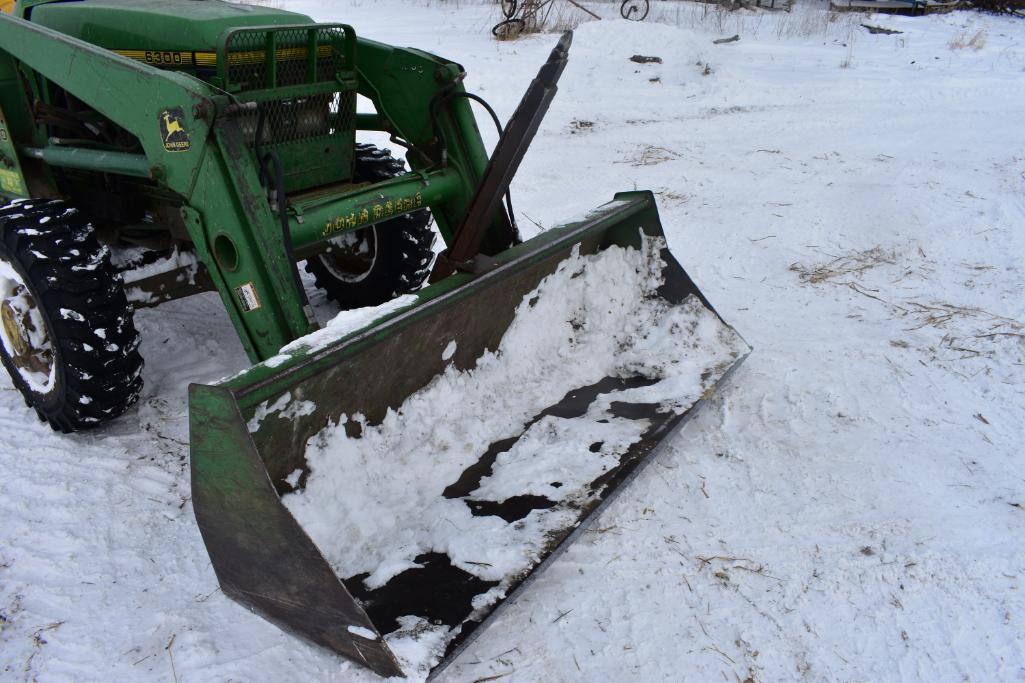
[0,0,747,678]
[0,0,520,431]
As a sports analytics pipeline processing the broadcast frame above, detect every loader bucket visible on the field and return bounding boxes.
[189,190,750,679]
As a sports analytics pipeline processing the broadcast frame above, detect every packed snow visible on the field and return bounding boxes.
[260,293,419,369]
[1,2,1023,682]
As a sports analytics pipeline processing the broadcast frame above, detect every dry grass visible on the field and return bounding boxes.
[792,246,1025,367]
[949,28,988,51]
[655,1,861,41]
[616,144,683,167]
[492,0,584,38]
[654,187,692,205]
[546,2,591,32]
[840,34,857,68]
[789,246,897,284]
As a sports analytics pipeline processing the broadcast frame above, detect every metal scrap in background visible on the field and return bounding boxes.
[493,0,649,40]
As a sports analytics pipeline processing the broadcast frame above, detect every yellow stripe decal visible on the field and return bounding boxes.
[114,50,198,67]
[113,46,332,69]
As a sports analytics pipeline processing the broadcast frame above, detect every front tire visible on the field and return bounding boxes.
[304,144,436,310]
[0,200,143,432]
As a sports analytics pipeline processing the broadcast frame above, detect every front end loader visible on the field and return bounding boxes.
[0,1,749,678]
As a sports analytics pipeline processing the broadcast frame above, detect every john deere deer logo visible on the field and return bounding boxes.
[159,107,190,152]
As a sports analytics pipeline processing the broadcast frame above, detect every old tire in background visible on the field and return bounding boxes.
[491,18,525,40]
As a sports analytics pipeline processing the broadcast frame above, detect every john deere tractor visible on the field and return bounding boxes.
[0,0,524,431]
[0,1,749,677]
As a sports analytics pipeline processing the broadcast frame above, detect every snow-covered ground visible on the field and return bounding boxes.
[2,1,1024,681]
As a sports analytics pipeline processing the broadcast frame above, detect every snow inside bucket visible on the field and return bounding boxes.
[281,235,750,677]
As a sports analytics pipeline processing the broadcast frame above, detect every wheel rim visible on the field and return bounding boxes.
[621,0,649,20]
[0,259,55,394]
[317,227,379,284]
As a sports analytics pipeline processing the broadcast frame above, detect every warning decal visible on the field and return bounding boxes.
[235,282,262,312]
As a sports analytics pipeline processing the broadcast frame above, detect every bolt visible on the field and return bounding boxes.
[193,101,210,121]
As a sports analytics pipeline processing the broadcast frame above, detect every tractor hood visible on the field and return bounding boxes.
[27,0,315,53]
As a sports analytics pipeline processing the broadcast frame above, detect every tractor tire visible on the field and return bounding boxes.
[304,144,436,310]
[0,199,143,433]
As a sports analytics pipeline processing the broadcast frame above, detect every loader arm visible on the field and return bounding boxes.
[0,12,216,196]
[353,36,517,253]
